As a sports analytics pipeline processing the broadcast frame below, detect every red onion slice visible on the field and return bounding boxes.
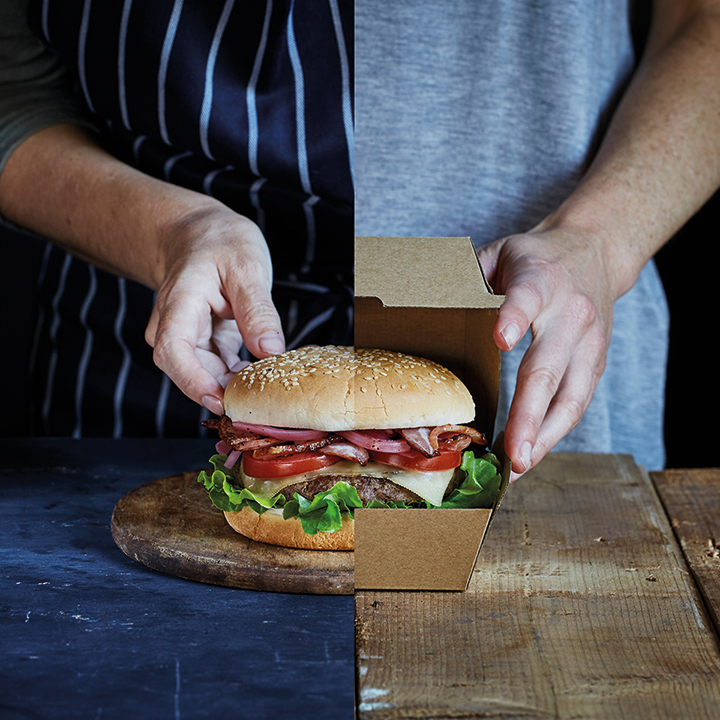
[216,440,232,456]
[224,449,242,468]
[337,430,410,453]
[231,421,326,443]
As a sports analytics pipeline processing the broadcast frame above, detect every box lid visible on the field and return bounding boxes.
[354,236,504,309]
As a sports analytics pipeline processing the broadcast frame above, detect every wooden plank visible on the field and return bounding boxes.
[355,454,720,719]
[651,468,720,631]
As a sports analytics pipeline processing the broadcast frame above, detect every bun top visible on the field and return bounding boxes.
[223,346,475,431]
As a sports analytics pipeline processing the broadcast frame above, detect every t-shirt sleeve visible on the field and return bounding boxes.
[0,0,97,175]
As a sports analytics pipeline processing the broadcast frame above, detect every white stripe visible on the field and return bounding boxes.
[200,0,235,160]
[202,165,231,196]
[28,243,53,387]
[301,194,320,273]
[41,0,51,44]
[155,374,171,437]
[163,150,193,181]
[42,253,72,433]
[132,134,146,164]
[72,265,97,439]
[286,299,298,338]
[287,306,336,350]
[286,3,312,195]
[247,0,273,176]
[249,176,267,232]
[113,278,132,438]
[328,0,354,184]
[117,0,134,131]
[286,1,319,270]
[158,0,185,146]
[77,0,96,114]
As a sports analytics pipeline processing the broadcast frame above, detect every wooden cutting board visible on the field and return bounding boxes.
[111,471,354,595]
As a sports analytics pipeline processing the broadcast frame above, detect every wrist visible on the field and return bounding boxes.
[533,192,653,300]
[153,200,268,291]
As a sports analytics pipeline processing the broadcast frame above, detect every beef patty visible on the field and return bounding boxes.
[279,472,462,505]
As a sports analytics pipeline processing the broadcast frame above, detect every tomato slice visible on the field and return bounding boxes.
[369,449,462,472]
[241,451,340,479]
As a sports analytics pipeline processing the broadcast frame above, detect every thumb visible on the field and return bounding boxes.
[229,280,286,359]
[476,239,503,287]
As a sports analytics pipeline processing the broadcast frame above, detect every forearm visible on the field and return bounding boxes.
[537,0,720,297]
[0,123,225,289]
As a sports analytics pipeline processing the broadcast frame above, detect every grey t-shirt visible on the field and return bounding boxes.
[355,1,669,469]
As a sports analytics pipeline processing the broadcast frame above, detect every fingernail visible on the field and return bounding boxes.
[518,441,533,473]
[259,333,285,355]
[202,395,224,416]
[501,323,521,349]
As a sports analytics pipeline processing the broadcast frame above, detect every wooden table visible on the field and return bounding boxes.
[3,441,720,718]
[356,454,720,719]
[0,439,355,720]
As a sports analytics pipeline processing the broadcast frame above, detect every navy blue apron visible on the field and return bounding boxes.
[25,0,354,437]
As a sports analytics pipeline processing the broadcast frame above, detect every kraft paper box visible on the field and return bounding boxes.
[353,236,510,591]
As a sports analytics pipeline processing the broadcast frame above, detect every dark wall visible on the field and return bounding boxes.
[0,224,45,436]
[654,190,718,469]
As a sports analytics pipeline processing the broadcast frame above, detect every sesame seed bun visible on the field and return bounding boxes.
[223,346,475,431]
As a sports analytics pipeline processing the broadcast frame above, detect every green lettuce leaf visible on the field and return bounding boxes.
[441,451,503,509]
[197,450,503,534]
[282,482,364,535]
[197,454,286,514]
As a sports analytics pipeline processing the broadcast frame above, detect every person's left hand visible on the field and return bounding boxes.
[477,224,627,480]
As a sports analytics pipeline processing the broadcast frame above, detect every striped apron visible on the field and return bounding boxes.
[25,0,354,437]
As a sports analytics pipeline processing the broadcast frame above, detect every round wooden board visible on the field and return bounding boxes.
[111,471,354,595]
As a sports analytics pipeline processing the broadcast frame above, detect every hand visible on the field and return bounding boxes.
[144,206,285,416]
[477,226,624,480]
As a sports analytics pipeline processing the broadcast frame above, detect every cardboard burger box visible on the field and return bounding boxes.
[353,236,511,591]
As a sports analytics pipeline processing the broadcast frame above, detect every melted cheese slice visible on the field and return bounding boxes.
[241,460,455,507]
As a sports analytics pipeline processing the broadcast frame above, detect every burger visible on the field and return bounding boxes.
[197,346,503,550]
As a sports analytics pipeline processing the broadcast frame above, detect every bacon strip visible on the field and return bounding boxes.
[429,424,486,452]
[321,442,370,466]
[207,415,283,452]
[251,435,335,457]
[398,427,437,457]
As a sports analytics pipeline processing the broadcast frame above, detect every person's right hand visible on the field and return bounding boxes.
[0,124,285,417]
[144,205,285,416]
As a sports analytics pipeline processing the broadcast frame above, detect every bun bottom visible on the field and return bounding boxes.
[223,507,354,551]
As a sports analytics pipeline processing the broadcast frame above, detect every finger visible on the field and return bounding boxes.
[476,242,501,285]
[224,261,286,359]
[531,337,607,462]
[505,322,607,476]
[147,291,228,414]
[502,310,589,473]
[494,277,546,351]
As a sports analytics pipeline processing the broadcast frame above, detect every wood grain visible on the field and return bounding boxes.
[355,454,720,719]
[111,471,354,595]
[651,468,720,631]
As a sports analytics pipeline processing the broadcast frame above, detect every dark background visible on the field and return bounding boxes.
[1,192,716,468]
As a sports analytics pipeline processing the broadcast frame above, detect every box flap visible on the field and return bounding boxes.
[354,236,503,309]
